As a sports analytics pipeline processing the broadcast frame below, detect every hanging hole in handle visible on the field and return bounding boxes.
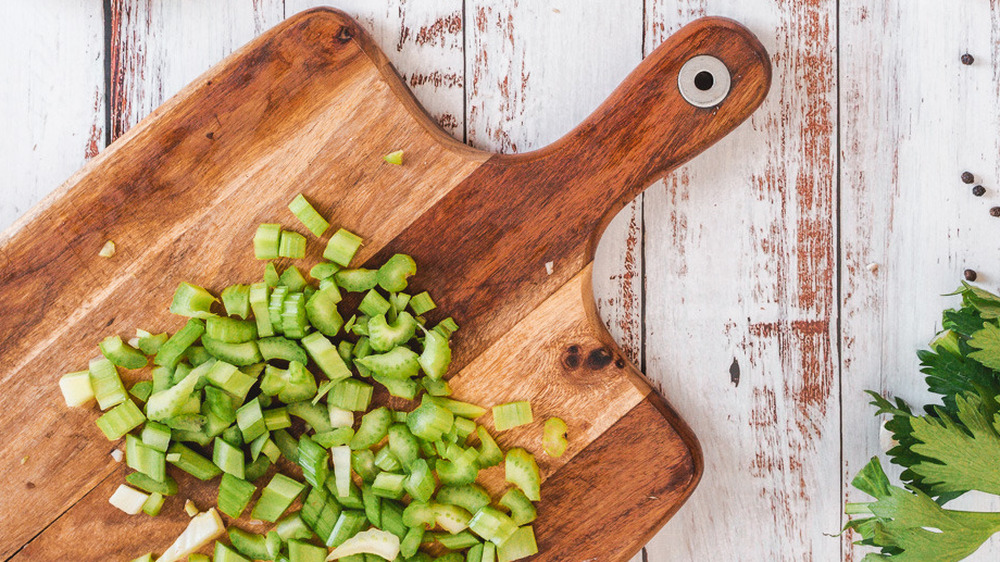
[678,55,731,108]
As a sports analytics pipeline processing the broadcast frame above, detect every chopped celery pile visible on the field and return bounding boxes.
[60,193,553,561]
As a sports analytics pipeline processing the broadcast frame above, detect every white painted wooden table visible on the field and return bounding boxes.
[4,1,999,560]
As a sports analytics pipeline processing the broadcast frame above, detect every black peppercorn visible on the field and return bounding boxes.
[965,269,978,282]
[962,53,975,65]
[962,171,975,184]
[973,185,986,197]
[991,207,1000,217]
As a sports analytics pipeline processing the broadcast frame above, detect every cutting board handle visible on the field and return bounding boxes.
[503,17,771,243]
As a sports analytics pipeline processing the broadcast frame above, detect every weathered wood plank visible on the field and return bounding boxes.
[641,1,841,560]
[0,1,105,234]
[109,0,285,138]
[286,0,466,140]
[839,2,1000,560]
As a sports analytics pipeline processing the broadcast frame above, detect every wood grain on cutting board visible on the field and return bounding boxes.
[0,7,771,560]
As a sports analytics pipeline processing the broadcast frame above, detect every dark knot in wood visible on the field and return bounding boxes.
[337,26,354,43]
[585,348,614,370]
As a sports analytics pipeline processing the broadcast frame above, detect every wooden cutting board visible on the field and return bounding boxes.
[0,8,769,561]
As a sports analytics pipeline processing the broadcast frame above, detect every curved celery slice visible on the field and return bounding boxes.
[376,254,416,292]
[254,224,282,260]
[388,423,420,469]
[404,458,436,502]
[492,401,533,432]
[287,401,333,433]
[202,335,262,367]
[402,501,435,528]
[257,336,308,364]
[368,312,418,352]
[356,346,420,379]
[310,262,341,280]
[418,329,451,380]
[504,449,540,502]
[306,284,344,337]
[326,528,400,560]
[436,449,479,486]
[323,228,363,267]
[100,335,148,369]
[334,268,378,292]
[433,530,480,550]
[407,399,454,441]
[498,489,536,526]
[432,502,472,534]
[228,527,271,560]
[373,373,419,400]
[169,282,217,319]
[351,448,378,483]
[350,407,392,450]
[436,484,491,515]
[543,417,569,458]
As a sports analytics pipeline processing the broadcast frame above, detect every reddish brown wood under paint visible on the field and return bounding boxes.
[0,8,769,560]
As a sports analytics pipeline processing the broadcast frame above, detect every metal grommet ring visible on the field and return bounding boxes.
[678,55,731,108]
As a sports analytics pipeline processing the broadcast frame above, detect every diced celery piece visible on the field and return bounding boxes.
[263,407,292,430]
[323,228,363,267]
[155,318,206,367]
[327,527,400,559]
[251,473,305,522]
[254,224,282,260]
[358,289,391,317]
[59,370,95,407]
[100,335,148,369]
[215,540,251,562]
[368,312,418,352]
[206,360,257,400]
[404,458,436,503]
[126,434,166,481]
[126,472,178,496]
[129,380,153,403]
[221,284,251,319]
[167,443,222,480]
[492,401,533,431]
[372,472,406,499]
[432,503,472,534]
[142,491,164,516]
[89,357,128,410]
[228,527,271,560]
[287,401,333,433]
[202,335,262,367]
[420,375,452,397]
[249,282,274,337]
[334,269,377,292]
[289,538,327,562]
[218,473,256,518]
[281,292,309,339]
[288,194,330,237]
[437,484,491,515]
[496,526,537,562]
[276,513,315,541]
[434,530,480,550]
[213,436,245,479]
[109,484,149,515]
[329,379,373,412]
[301,332,351,381]
[469,506,517,545]
[305,284,344,337]
[157,509,226,562]
[279,230,307,259]
[297,434,330,488]
[206,316,257,343]
[95,399,145,440]
[169,282,217,319]
[435,317,459,338]
[309,261,340,280]
[137,332,169,356]
[236,398,266,443]
[383,150,404,165]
